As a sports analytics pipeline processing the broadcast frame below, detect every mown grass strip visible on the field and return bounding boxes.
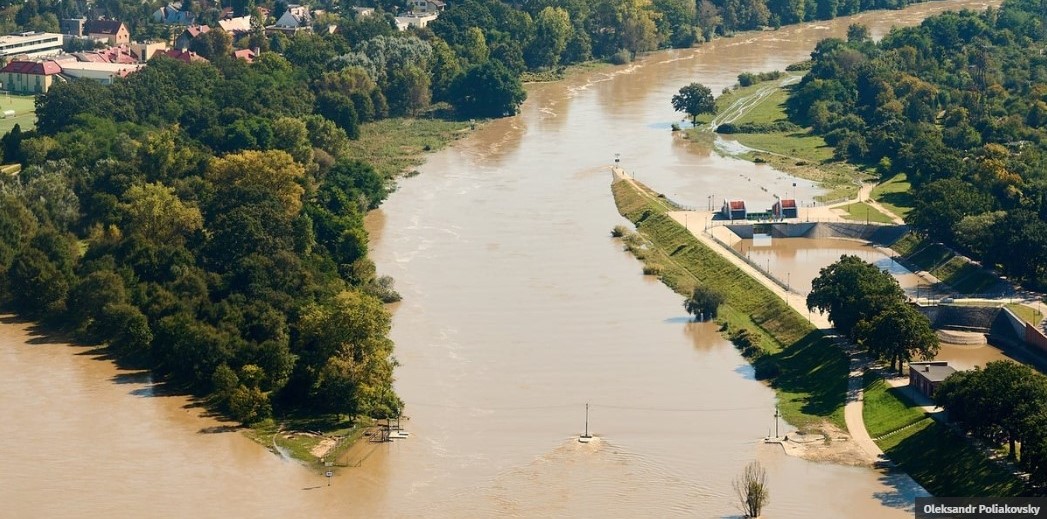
[871,173,914,219]
[862,373,927,439]
[878,419,1024,497]
[611,178,847,430]
[838,201,896,224]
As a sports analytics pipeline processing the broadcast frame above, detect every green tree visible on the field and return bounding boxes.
[854,302,938,373]
[8,247,70,317]
[386,65,431,117]
[527,7,573,68]
[121,182,204,246]
[671,82,716,126]
[683,285,725,320]
[449,60,527,118]
[806,255,905,338]
[206,150,306,218]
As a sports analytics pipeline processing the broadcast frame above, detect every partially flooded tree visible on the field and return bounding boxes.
[684,285,724,321]
[733,461,769,518]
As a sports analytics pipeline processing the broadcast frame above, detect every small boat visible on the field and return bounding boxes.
[578,403,594,443]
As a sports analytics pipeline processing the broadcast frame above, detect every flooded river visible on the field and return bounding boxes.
[0,1,999,516]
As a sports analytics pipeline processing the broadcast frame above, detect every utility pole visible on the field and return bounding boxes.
[774,405,780,438]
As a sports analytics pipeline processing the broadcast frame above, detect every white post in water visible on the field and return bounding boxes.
[580,403,593,443]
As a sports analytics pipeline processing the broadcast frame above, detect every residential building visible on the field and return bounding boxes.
[218,16,253,38]
[0,60,62,93]
[266,5,312,35]
[60,17,86,37]
[411,0,445,13]
[233,48,257,63]
[351,7,375,17]
[85,20,130,45]
[395,14,438,30]
[160,48,208,63]
[153,3,196,25]
[175,25,211,50]
[132,41,170,61]
[909,361,956,399]
[0,32,64,60]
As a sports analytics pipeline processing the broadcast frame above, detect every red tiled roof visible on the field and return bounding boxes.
[161,48,208,63]
[780,199,796,208]
[0,60,62,75]
[184,25,211,37]
[232,49,257,62]
[729,200,745,210]
[85,20,125,35]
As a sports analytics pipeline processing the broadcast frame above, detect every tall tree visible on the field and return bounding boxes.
[854,302,938,373]
[806,255,905,338]
[671,82,716,126]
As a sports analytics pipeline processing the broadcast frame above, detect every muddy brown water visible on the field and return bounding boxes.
[1,2,1000,516]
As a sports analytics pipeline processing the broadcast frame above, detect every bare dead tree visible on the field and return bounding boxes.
[733,461,769,518]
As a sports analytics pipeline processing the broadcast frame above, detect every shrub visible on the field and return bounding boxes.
[611,225,630,237]
[609,50,632,65]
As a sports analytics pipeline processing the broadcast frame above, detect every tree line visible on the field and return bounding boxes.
[0,53,409,425]
[785,0,1047,289]
[938,360,1047,490]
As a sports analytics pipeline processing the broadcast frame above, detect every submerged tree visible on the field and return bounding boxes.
[733,461,769,518]
[684,285,725,321]
[671,82,716,126]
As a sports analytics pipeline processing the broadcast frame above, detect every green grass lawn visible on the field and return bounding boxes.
[1006,303,1043,325]
[863,373,1025,497]
[346,117,473,179]
[733,131,837,163]
[0,93,37,135]
[862,374,927,438]
[871,173,913,219]
[838,201,896,224]
[878,419,1024,497]
[732,88,791,125]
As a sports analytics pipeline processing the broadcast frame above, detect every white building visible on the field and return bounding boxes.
[58,61,144,85]
[395,14,438,30]
[0,32,64,60]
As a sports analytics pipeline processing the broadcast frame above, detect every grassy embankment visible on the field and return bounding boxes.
[246,117,472,465]
[611,176,848,431]
[687,75,871,203]
[890,234,1003,295]
[862,373,1025,496]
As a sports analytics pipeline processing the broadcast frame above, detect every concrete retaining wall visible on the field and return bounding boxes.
[722,222,907,245]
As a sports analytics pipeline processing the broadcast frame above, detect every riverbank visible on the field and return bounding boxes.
[692,51,1033,495]
[609,169,853,446]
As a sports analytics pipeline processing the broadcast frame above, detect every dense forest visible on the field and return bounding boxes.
[0,54,409,424]
[785,0,1047,289]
